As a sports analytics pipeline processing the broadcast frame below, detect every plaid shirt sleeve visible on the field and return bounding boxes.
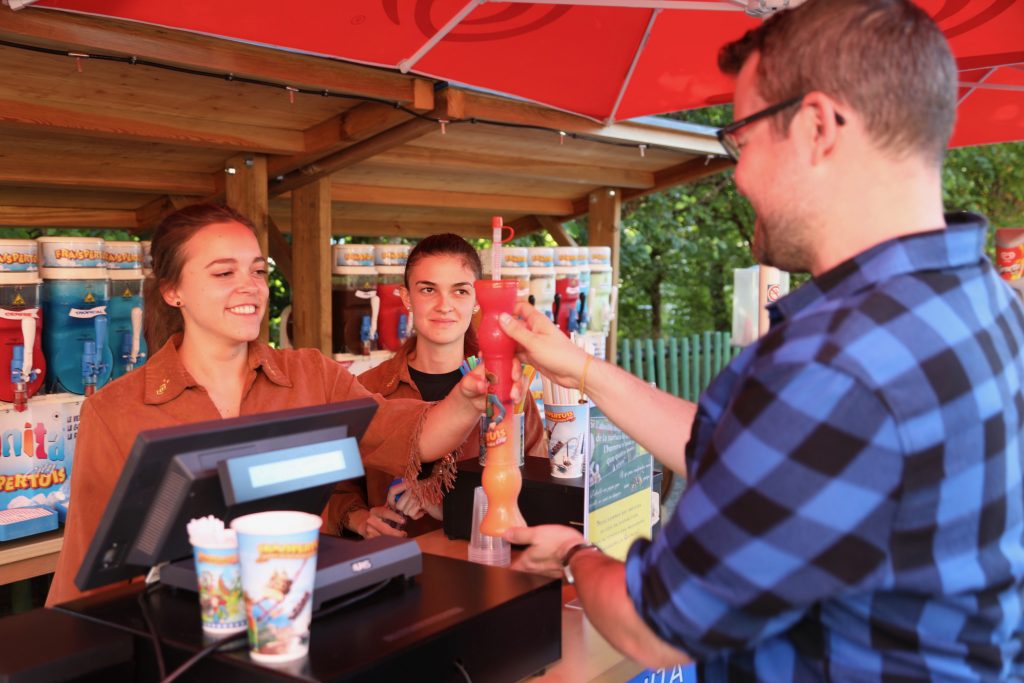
[625,360,903,659]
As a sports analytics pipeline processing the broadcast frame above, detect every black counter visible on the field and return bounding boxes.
[38,554,561,683]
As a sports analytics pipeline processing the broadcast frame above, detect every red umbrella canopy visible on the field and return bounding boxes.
[24,0,1024,147]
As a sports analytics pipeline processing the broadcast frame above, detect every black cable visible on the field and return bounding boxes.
[0,37,722,158]
[160,631,247,683]
[153,577,395,683]
[136,582,168,680]
[453,659,473,683]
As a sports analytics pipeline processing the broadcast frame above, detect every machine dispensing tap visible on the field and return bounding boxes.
[397,313,409,345]
[11,315,41,412]
[360,315,372,356]
[369,293,380,352]
[123,307,145,372]
[82,315,109,396]
[10,345,37,413]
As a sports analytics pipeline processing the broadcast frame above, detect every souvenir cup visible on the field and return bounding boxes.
[231,511,321,664]
[190,535,246,635]
[474,279,523,537]
[544,402,589,478]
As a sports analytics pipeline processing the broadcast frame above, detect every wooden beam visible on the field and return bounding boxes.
[448,89,722,154]
[570,156,732,217]
[224,153,269,343]
[588,188,622,364]
[509,215,546,239]
[0,206,137,229]
[270,212,495,240]
[0,163,214,196]
[623,156,734,204]
[135,195,204,231]
[268,102,417,179]
[270,115,439,197]
[536,216,576,246]
[290,179,332,355]
[370,145,655,189]
[0,8,432,107]
[0,97,305,154]
[267,218,293,285]
[329,185,574,216]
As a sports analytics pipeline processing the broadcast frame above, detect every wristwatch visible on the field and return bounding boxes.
[561,542,601,585]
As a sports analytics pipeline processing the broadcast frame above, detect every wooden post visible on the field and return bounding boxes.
[291,178,333,355]
[224,154,270,343]
[588,188,621,364]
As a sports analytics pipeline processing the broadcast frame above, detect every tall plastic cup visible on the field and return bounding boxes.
[231,511,321,664]
[474,279,523,536]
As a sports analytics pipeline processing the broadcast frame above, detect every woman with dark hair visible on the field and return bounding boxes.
[47,206,488,605]
[325,234,547,539]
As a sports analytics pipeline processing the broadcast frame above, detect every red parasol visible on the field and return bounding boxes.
[19,0,1024,147]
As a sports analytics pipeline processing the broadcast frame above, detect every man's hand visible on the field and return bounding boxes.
[349,506,407,539]
[505,524,585,578]
[499,303,589,390]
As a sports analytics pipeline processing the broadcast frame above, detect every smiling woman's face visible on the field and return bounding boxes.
[402,253,477,349]
[162,220,269,347]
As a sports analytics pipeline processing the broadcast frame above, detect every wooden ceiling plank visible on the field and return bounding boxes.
[0,206,138,229]
[0,163,214,195]
[0,96,304,154]
[329,184,573,216]
[370,146,655,190]
[0,8,429,106]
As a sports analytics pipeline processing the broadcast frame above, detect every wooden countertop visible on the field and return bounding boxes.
[0,529,62,586]
[415,528,645,683]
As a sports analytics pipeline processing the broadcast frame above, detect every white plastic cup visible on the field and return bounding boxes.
[467,486,510,567]
[190,531,246,635]
[544,403,589,478]
[231,511,321,664]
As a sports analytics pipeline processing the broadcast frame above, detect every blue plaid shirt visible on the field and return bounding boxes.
[626,214,1024,681]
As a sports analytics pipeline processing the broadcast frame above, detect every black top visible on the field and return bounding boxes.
[408,366,463,402]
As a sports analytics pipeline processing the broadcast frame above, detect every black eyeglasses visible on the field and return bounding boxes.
[716,95,846,161]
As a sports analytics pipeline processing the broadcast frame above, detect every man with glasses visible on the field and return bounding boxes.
[498,0,1024,679]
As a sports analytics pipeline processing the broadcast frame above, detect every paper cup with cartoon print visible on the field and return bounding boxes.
[231,511,321,663]
[544,402,589,478]
[191,535,246,634]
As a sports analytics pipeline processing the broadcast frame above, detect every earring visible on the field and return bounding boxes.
[473,305,480,313]
[175,300,182,307]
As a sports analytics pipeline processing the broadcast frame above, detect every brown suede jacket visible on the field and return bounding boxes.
[331,339,548,537]
[47,334,432,607]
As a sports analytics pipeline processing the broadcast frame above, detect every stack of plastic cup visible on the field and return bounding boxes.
[467,486,510,567]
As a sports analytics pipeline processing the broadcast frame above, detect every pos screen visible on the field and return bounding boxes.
[75,398,377,592]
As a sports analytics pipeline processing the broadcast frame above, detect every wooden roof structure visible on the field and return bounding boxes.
[0,7,731,357]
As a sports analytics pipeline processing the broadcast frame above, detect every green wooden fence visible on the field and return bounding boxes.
[618,332,741,401]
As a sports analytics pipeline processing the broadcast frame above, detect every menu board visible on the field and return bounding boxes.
[584,407,652,561]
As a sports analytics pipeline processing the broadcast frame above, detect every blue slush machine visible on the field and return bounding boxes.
[105,241,147,378]
[38,237,112,396]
